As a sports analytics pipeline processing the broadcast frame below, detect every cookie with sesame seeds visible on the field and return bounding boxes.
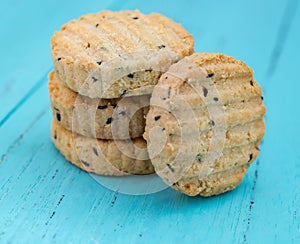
[144,52,266,197]
[48,71,150,140]
[51,120,154,176]
[51,10,194,99]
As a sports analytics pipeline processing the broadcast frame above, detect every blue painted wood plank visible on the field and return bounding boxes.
[0,0,127,122]
[245,0,300,241]
[1,0,299,243]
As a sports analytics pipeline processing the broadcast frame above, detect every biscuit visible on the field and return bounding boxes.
[144,53,266,197]
[51,120,154,176]
[48,71,150,139]
[51,10,194,98]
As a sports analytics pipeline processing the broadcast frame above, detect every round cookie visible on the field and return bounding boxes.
[144,52,266,197]
[51,10,194,98]
[48,71,150,140]
[51,120,154,176]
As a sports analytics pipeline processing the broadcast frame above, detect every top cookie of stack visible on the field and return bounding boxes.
[51,10,194,99]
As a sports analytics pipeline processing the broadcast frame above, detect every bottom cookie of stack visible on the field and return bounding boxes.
[51,120,154,176]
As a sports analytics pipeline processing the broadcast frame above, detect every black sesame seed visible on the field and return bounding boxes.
[207,73,214,78]
[248,153,253,162]
[196,153,202,163]
[57,57,62,61]
[213,97,219,102]
[56,113,61,122]
[54,107,59,111]
[162,128,165,131]
[81,160,90,167]
[92,76,98,82]
[132,17,139,20]
[165,76,168,79]
[119,111,126,116]
[120,90,127,97]
[158,45,166,49]
[250,80,254,86]
[98,105,108,110]
[203,87,208,97]
[106,117,113,124]
[127,73,134,78]
[95,23,99,27]
[166,163,174,172]
[145,69,153,72]
[154,115,161,121]
[210,120,215,126]
[93,147,99,156]
[167,87,171,98]
[261,96,264,101]
[54,133,57,140]
[97,60,103,65]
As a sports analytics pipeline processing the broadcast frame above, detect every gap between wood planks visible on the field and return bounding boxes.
[266,0,299,79]
[0,108,48,165]
[244,0,299,242]
[0,67,52,128]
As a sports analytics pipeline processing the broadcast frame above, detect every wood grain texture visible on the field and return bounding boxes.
[0,0,299,243]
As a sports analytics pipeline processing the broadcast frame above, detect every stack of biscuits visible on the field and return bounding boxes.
[49,10,194,176]
[49,10,266,196]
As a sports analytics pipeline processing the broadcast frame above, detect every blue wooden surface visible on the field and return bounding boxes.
[0,0,299,243]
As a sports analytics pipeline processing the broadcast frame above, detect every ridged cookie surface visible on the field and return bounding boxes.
[52,120,154,176]
[48,71,150,140]
[144,53,266,197]
[51,10,194,98]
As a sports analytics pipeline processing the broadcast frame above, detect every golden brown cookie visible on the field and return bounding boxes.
[51,10,194,98]
[48,71,150,140]
[52,120,154,176]
[144,52,266,197]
